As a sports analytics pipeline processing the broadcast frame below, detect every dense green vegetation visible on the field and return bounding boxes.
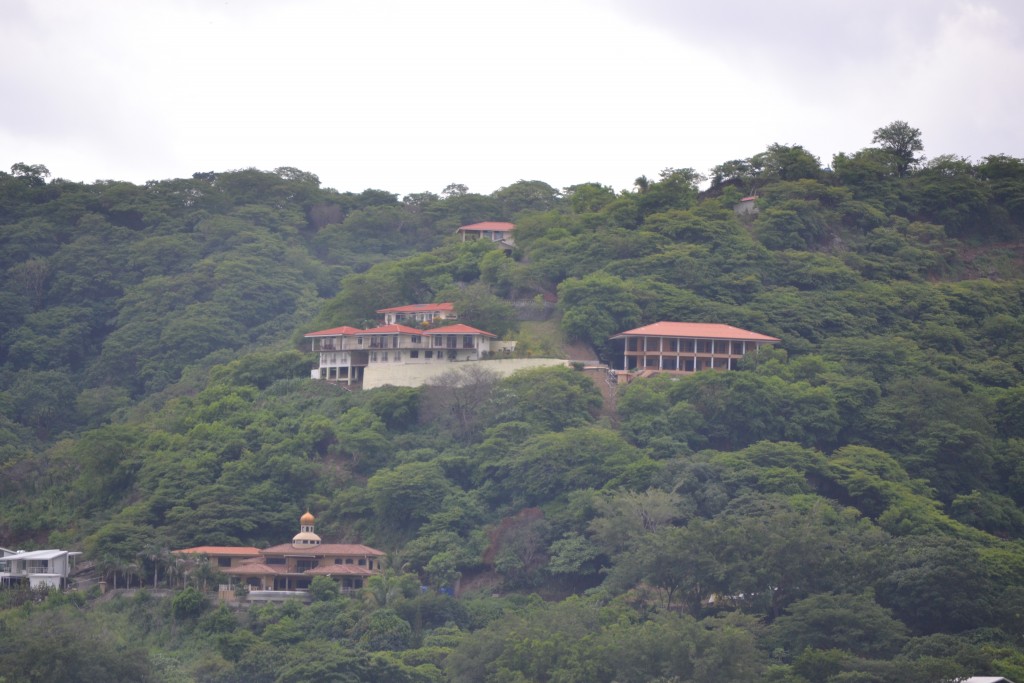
[3,124,1024,682]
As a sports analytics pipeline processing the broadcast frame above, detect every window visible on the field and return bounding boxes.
[382,351,388,362]
[425,350,433,359]
[358,558,366,566]
[345,558,354,564]
[266,557,285,565]
[357,336,363,346]
[217,557,232,568]
[395,351,401,361]
[433,335,443,347]
[463,335,474,348]
[410,350,419,358]
[370,352,378,362]
[392,335,398,348]
[411,335,421,344]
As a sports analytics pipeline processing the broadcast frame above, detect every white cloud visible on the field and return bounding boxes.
[2,0,1021,194]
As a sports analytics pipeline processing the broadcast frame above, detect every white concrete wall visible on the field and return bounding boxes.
[363,358,569,389]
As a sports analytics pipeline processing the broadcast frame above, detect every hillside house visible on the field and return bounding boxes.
[305,322,498,385]
[377,302,456,326]
[734,195,759,215]
[304,325,367,385]
[175,513,384,597]
[610,322,779,374]
[0,547,82,589]
[456,221,515,247]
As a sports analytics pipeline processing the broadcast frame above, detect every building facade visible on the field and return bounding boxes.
[610,321,780,374]
[0,547,82,589]
[456,221,515,246]
[175,513,385,597]
[305,322,498,385]
[376,302,456,326]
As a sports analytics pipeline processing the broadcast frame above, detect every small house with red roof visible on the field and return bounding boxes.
[377,302,457,326]
[175,512,384,598]
[610,321,779,375]
[456,221,515,247]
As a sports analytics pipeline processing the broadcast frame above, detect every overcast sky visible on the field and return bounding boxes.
[3,0,1022,196]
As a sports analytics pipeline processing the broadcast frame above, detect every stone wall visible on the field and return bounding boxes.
[362,358,568,389]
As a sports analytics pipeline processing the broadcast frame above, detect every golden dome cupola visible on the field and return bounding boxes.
[292,511,321,547]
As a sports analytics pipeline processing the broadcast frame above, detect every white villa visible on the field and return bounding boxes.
[0,547,82,589]
[376,302,456,326]
[305,302,566,389]
[305,322,497,386]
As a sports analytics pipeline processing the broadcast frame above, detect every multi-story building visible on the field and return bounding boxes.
[376,302,456,326]
[0,547,82,589]
[175,513,384,597]
[610,321,780,374]
[305,322,497,385]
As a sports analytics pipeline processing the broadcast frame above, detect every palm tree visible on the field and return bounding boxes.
[167,553,188,589]
[141,544,169,588]
[96,554,118,590]
[192,557,221,593]
[363,569,417,608]
[124,559,141,589]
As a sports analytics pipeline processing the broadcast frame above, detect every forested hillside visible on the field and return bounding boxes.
[3,123,1024,682]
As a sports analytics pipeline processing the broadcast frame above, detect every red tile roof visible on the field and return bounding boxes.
[376,302,454,314]
[304,564,376,576]
[359,324,425,336]
[426,324,496,337]
[304,326,365,337]
[610,322,780,342]
[173,546,262,556]
[260,543,386,557]
[457,221,515,232]
[222,563,287,576]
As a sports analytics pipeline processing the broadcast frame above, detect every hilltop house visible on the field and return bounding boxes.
[305,322,497,385]
[0,547,82,589]
[734,195,759,216]
[175,513,384,598]
[456,221,515,247]
[377,302,456,326]
[610,322,780,374]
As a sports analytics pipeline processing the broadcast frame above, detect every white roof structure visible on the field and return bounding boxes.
[1,549,82,561]
[959,677,1018,683]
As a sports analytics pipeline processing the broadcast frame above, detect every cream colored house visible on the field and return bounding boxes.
[456,221,515,247]
[175,513,384,596]
[305,322,498,385]
[376,302,456,326]
[610,321,780,375]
